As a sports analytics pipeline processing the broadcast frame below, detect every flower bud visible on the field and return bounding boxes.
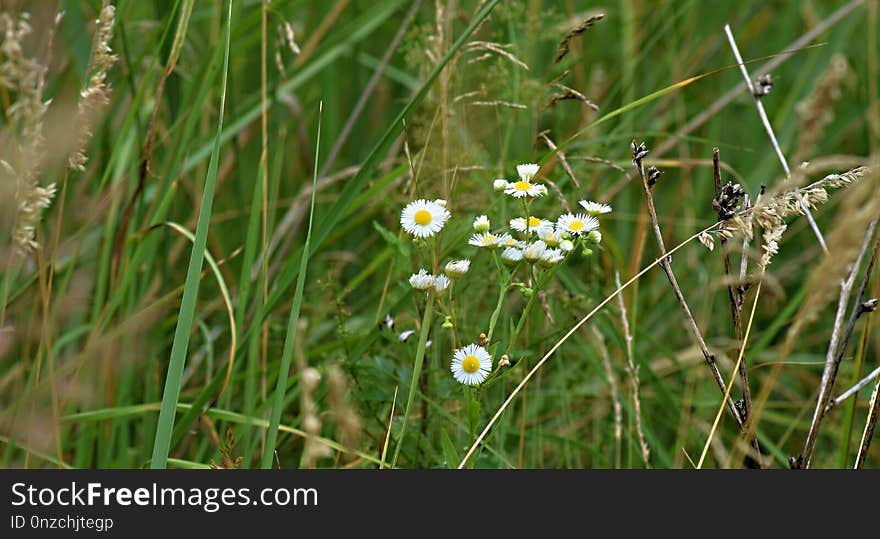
[473,215,490,233]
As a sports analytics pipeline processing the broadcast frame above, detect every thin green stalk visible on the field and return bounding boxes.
[259,102,324,469]
[486,252,511,344]
[505,264,562,355]
[486,281,510,344]
[391,294,435,468]
[149,0,233,470]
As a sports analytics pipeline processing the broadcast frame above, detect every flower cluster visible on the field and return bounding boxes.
[469,197,609,269]
[399,162,613,388]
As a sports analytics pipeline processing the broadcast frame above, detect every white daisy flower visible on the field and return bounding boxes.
[539,227,563,247]
[587,230,602,244]
[444,259,471,279]
[559,239,575,252]
[451,343,492,386]
[510,216,554,236]
[400,199,450,238]
[493,179,509,192]
[516,163,540,181]
[409,269,435,291]
[494,233,514,246]
[501,247,523,265]
[433,274,450,293]
[469,232,512,249]
[499,236,525,249]
[522,240,548,262]
[399,329,415,342]
[504,179,546,199]
[539,248,565,268]
[473,215,490,233]
[556,213,599,236]
[578,200,612,217]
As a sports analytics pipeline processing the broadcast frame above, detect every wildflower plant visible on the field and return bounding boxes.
[395,162,613,456]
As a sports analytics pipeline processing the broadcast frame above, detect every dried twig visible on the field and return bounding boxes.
[712,148,754,424]
[614,271,650,467]
[724,24,827,252]
[825,365,880,413]
[799,225,878,467]
[538,131,580,187]
[855,372,880,468]
[592,326,622,468]
[632,142,743,427]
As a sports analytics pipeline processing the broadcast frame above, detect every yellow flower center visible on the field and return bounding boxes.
[569,220,584,232]
[414,209,433,225]
[514,181,533,192]
[461,355,481,373]
[483,234,496,245]
[527,217,541,228]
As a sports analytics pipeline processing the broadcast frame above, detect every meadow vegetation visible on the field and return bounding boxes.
[1,0,878,469]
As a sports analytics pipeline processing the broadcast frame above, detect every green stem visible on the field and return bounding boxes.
[391,293,435,468]
[467,388,479,439]
[446,283,459,345]
[486,287,508,345]
[505,262,564,356]
[507,291,539,356]
[486,262,511,344]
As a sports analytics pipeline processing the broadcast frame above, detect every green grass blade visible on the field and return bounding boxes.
[150,0,234,470]
[259,102,323,469]
[391,295,434,468]
[244,0,503,355]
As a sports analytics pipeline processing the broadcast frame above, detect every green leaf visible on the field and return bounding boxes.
[373,220,409,257]
[440,429,460,469]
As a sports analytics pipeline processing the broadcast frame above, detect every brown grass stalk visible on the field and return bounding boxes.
[633,143,743,427]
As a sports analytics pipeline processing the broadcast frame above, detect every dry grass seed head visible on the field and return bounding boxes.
[553,12,604,64]
[788,170,880,338]
[1,11,52,254]
[744,164,871,267]
[327,365,363,458]
[792,53,851,165]
[210,427,243,469]
[68,3,117,172]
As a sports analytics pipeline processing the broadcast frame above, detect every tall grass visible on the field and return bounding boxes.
[150,0,234,469]
[1,0,878,470]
